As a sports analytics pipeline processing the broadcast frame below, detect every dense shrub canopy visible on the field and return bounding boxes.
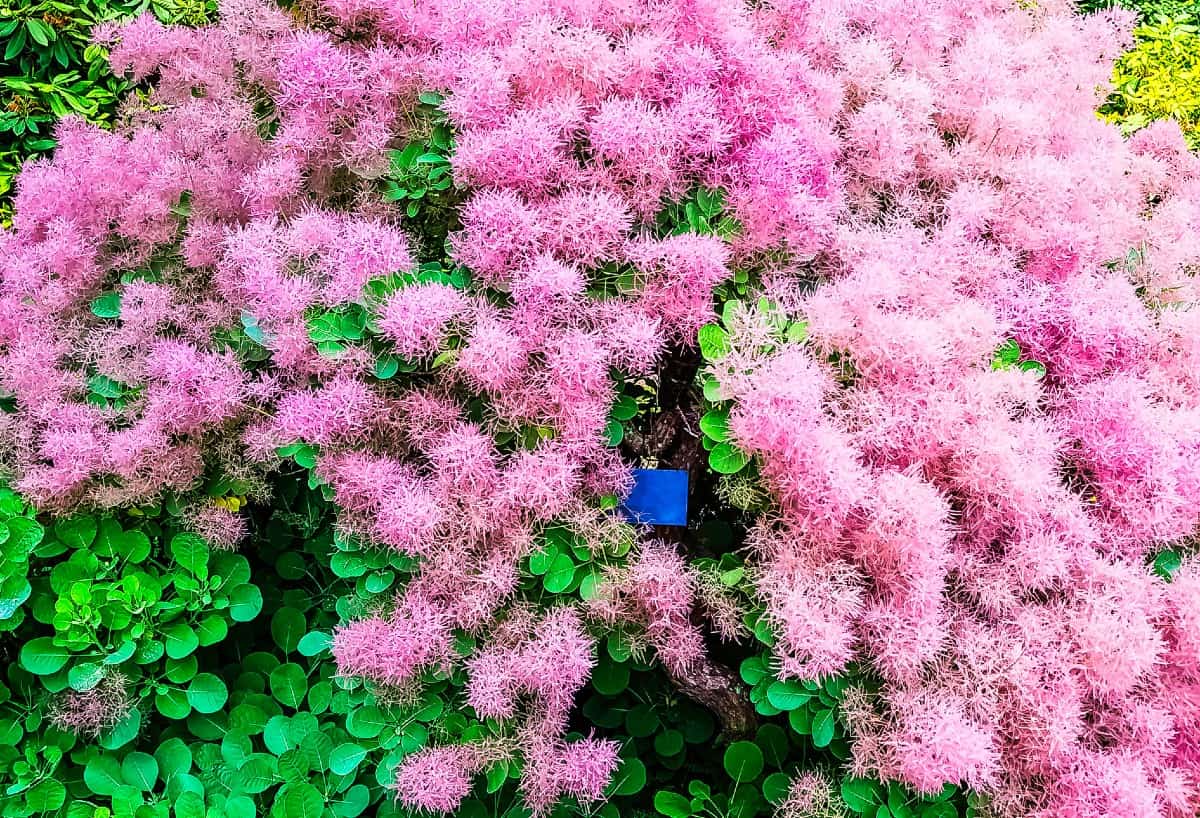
[4,0,1200,817]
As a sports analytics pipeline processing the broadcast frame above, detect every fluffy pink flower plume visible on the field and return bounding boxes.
[5,0,1200,814]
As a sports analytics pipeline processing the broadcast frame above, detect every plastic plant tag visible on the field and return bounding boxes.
[621,469,689,526]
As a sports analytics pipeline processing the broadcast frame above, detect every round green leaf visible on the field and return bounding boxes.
[84,755,124,796]
[100,707,141,749]
[271,607,307,653]
[235,757,276,794]
[175,791,205,818]
[283,782,324,818]
[298,631,332,657]
[227,795,257,818]
[766,679,813,711]
[723,741,764,782]
[841,778,885,814]
[698,324,729,360]
[196,614,229,647]
[170,533,209,579]
[164,622,200,660]
[25,778,66,812]
[68,662,105,691]
[270,663,308,709]
[187,673,228,714]
[763,772,792,805]
[591,659,629,696]
[699,409,730,442]
[55,516,97,549]
[155,737,193,782]
[653,729,685,757]
[542,553,577,593]
[608,757,646,796]
[654,790,693,818]
[0,575,31,619]
[330,743,368,775]
[156,688,191,720]
[122,751,159,791]
[346,705,387,739]
[709,442,750,474]
[20,637,70,675]
[228,583,263,622]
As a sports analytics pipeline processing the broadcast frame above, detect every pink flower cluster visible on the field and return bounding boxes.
[4,0,1200,815]
[705,4,1200,816]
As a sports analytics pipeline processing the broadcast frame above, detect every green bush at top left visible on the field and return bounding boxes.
[0,0,216,226]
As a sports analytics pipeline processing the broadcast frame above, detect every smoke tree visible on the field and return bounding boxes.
[2,0,1200,817]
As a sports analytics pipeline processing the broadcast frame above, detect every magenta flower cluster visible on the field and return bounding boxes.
[2,0,1200,815]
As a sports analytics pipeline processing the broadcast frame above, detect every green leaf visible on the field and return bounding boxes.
[698,324,730,360]
[155,737,193,782]
[1018,359,1046,378]
[330,743,368,775]
[740,656,769,686]
[283,783,324,818]
[20,637,70,675]
[346,705,388,739]
[762,772,792,805]
[3,27,26,60]
[591,659,630,695]
[709,442,750,474]
[55,515,97,549]
[100,707,141,749]
[605,418,624,446]
[653,729,684,757]
[611,394,638,421]
[991,339,1021,370]
[271,607,307,652]
[84,756,124,796]
[91,292,122,319]
[699,409,730,442]
[766,679,813,711]
[920,804,957,818]
[174,791,205,818]
[270,663,308,708]
[608,757,646,796]
[235,757,276,794]
[25,778,66,812]
[785,321,808,343]
[543,553,577,593]
[186,673,228,714]
[842,779,886,814]
[298,631,332,656]
[375,354,400,379]
[0,575,31,619]
[164,622,199,660]
[196,614,229,647]
[654,791,693,818]
[1154,549,1183,580]
[26,18,51,47]
[68,662,105,691]
[723,741,765,782]
[229,583,263,622]
[170,533,209,579]
[122,751,159,792]
[812,708,836,748]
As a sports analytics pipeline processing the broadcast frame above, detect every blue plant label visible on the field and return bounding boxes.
[621,469,689,527]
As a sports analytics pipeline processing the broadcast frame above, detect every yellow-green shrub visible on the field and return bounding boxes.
[1100,19,1200,147]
